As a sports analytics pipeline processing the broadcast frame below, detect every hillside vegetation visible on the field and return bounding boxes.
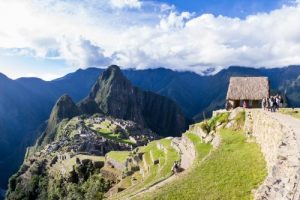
[136,111,267,200]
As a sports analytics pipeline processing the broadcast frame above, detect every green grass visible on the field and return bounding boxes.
[107,151,131,163]
[110,139,180,199]
[97,129,134,144]
[184,132,212,161]
[140,129,267,200]
[280,108,300,119]
[200,112,230,133]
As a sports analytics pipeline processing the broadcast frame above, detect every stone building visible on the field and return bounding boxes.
[226,77,270,109]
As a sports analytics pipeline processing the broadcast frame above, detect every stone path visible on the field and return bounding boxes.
[267,112,300,141]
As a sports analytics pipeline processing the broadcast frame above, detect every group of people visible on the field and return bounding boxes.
[262,95,283,112]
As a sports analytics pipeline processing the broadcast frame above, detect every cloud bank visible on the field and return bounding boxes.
[0,0,300,75]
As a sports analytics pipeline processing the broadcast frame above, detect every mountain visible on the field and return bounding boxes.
[280,75,300,107]
[79,65,187,137]
[1,65,300,191]
[36,95,80,147]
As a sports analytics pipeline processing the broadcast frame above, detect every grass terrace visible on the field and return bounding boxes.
[109,138,180,199]
[88,120,135,144]
[107,151,131,163]
[140,129,267,200]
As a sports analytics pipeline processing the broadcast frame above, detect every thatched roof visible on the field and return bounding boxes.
[226,77,269,100]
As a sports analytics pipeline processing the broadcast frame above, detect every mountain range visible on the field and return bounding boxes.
[1,65,300,192]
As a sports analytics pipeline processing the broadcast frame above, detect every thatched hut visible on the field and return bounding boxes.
[226,77,270,109]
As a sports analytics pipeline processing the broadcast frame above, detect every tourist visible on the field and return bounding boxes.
[269,97,274,112]
[171,161,179,174]
[262,97,267,110]
[225,100,232,111]
[243,100,248,108]
[275,95,280,111]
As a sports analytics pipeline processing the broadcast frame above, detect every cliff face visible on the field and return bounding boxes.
[80,65,187,136]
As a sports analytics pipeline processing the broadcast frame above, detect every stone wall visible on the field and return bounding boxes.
[246,110,300,200]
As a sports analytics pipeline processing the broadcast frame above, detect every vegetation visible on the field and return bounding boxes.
[280,108,300,119]
[234,110,246,130]
[110,138,180,199]
[107,151,131,163]
[200,112,230,133]
[48,174,112,200]
[90,120,134,144]
[140,129,267,200]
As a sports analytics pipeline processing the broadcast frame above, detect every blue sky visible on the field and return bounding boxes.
[153,0,291,17]
[0,0,299,80]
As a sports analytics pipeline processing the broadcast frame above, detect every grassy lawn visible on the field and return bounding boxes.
[140,129,267,200]
[280,108,300,119]
[107,151,131,163]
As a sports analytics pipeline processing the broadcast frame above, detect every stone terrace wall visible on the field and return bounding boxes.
[246,110,300,200]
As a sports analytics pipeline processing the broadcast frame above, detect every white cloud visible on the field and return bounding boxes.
[110,0,141,9]
[0,0,300,77]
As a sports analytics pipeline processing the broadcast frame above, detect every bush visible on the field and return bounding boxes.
[200,121,211,134]
[200,113,230,134]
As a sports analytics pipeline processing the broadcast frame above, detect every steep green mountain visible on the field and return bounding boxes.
[80,65,187,137]
[36,95,80,147]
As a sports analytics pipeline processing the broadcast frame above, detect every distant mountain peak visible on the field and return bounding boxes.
[101,65,124,81]
[0,72,9,80]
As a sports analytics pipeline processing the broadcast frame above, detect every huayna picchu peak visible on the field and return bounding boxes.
[79,65,188,137]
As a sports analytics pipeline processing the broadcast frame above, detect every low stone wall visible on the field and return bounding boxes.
[246,110,300,200]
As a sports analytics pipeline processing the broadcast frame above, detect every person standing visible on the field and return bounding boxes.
[262,97,266,110]
[243,100,248,108]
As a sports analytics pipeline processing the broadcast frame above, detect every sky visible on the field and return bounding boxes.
[0,0,300,80]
